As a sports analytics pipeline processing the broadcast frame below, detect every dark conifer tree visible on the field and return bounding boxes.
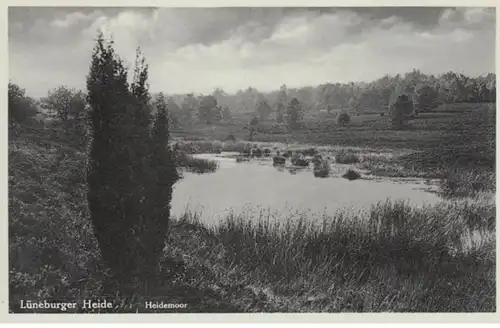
[86,33,178,291]
[86,32,137,285]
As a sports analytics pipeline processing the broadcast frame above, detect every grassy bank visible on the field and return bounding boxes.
[8,125,496,312]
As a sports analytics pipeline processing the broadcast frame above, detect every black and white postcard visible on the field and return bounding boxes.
[3,1,498,324]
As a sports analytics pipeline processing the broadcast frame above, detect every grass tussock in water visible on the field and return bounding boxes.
[174,140,253,154]
[342,169,362,180]
[335,149,360,164]
[176,152,219,174]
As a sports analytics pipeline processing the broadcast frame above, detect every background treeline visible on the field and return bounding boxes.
[162,69,496,126]
[9,65,496,132]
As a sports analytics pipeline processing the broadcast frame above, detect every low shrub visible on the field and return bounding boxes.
[335,149,360,164]
[342,169,361,180]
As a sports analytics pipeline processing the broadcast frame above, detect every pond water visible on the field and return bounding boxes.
[170,153,442,225]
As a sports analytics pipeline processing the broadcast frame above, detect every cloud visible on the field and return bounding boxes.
[8,7,496,98]
[50,11,94,28]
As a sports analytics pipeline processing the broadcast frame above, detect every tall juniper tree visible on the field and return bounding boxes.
[126,47,156,279]
[86,32,178,291]
[148,93,180,274]
[86,33,137,286]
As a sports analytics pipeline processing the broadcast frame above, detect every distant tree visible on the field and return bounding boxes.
[486,76,496,102]
[276,103,285,123]
[256,99,272,122]
[436,81,455,104]
[222,105,232,122]
[413,84,438,112]
[390,92,413,129]
[42,86,87,131]
[347,97,358,114]
[166,97,181,128]
[337,112,350,126]
[287,98,302,129]
[325,104,333,114]
[490,86,496,102]
[237,87,260,112]
[8,82,38,124]
[401,69,425,95]
[180,93,198,124]
[211,88,227,106]
[248,116,259,141]
[296,86,314,111]
[198,95,217,124]
[277,84,288,105]
[250,116,259,126]
[478,82,490,102]
[212,105,223,122]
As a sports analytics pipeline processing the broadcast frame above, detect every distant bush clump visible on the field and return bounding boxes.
[413,84,438,112]
[287,98,302,129]
[225,133,237,142]
[41,85,87,132]
[337,112,350,126]
[389,92,413,130]
[9,82,39,125]
[342,169,361,180]
[313,160,330,178]
[335,149,359,164]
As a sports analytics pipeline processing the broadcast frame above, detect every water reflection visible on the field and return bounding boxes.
[171,153,441,224]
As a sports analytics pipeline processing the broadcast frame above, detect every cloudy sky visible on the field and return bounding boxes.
[8,7,496,98]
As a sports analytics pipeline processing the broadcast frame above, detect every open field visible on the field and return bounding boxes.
[172,103,495,152]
